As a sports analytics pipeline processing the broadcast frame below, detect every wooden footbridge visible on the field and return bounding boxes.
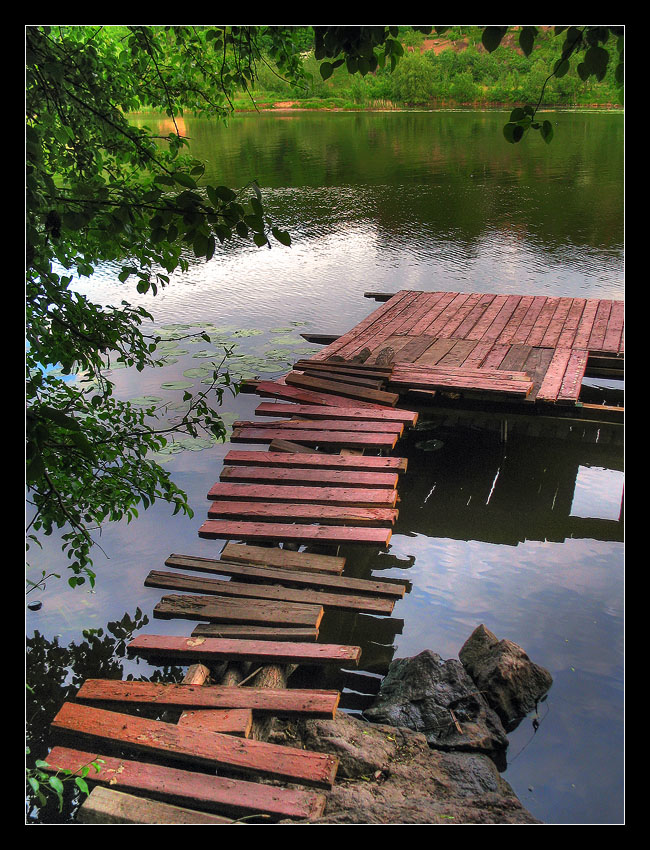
[41,288,623,824]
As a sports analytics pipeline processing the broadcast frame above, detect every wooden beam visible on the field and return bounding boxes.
[127,634,362,667]
[230,426,399,450]
[146,573,396,615]
[207,500,398,526]
[76,786,236,825]
[217,544,346,574]
[191,623,319,642]
[76,679,341,718]
[224,449,408,473]
[153,593,324,628]
[198,519,393,548]
[205,482,398,507]
[44,746,328,820]
[164,557,405,598]
[254,402,418,426]
[285,372,400,407]
[219,465,400,489]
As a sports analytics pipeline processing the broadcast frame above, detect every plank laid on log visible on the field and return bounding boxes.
[76,786,236,825]
[255,402,418,426]
[254,380,389,409]
[76,679,341,718]
[299,370,387,389]
[207,500,398,526]
[128,634,362,667]
[230,426,399,450]
[51,702,339,789]
[176,708,253,736]
[191,623,318,641]
[217,544,346,574]
[198,520,393,549]
[146,573,397,616]
[292,360,393,378]
[268,438,318,454]
[153,593,324,627]
[224,449,408,473]
[44,746,328,820]
[233,418,404,435]
[206,482,398,507]
[285,372,400,407]
[161,558,406,598]
[219,465,399,489]
[177,709,254,737]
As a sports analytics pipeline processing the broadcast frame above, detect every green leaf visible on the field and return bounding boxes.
[75,776,90,796]
[519,26,537,57]
[320,61,334,81]
[48,775,64,794]
[554,58,570,78]
[503,122,524,144]
[271,228,291,246]
[482,26,508,54]
[540,120,554,144]
[173,172,197,189]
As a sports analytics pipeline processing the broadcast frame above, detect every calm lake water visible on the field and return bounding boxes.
[27,110,624,824]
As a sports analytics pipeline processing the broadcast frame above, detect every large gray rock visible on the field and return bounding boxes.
[272,713,540,824]
[361,649,508,756]
[459,625,553,732]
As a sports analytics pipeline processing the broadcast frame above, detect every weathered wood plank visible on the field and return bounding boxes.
[198,519,393,549]
[44,746,328,820]
[161,558,405,598]
[254,402,417,425]
[51,702,339,788]
[233,418,404,435]
[223,449,408,473]
[207,500,398,526]
[219,543,346,574]
[557,348,589,404]
[128,634,362,667]
[177,708,253,737]
[151,578,395,617]
[153,593,324,628]
[293,359,393,377]
[218,465,399,490]
[284,372,400,407]
[205,482,398,507]
[191,623,319,642]
[76,679,341,718]
[299,370,387,389]
[536,347,573,402]
[76,786,237,825]
[231,427,399,450]
[254,380,387,409]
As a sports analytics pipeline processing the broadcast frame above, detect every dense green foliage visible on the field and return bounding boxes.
[249,26,624,114]
[25,25,624,593]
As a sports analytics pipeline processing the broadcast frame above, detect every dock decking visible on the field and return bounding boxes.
[312,290,624,412]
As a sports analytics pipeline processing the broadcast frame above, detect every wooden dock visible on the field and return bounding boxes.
[41,287,623,823]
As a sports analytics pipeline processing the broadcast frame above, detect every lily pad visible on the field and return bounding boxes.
[231,328,264,337]
[183,367,214,379]
[272,336,304,346]
[129,395,164,407]
[160,380,194,391]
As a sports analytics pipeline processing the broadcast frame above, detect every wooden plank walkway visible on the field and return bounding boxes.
[312,289,623,411]
[53,287,622,822]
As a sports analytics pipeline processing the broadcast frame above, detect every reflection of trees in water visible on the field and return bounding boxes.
[26,609,184,824]
[158,111,623,256]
